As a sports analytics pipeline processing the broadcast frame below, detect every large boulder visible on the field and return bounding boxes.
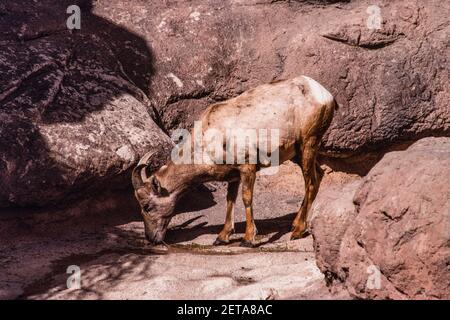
[94,0,449,155]
[1,0,449,207]
[312,137,450,299]
[0,1,172,207]
[310,179,361,285]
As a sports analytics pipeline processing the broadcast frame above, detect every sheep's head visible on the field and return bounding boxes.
[132,152,176,245]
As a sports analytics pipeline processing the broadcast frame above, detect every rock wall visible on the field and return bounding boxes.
[1,0,448,207]
[0,0,172,207]
[94,0,449,155]
[311,137,450,299]
[1,0,448,300]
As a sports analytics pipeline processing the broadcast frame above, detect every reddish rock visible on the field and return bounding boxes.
[310,179,361,285]
[93,0,449,155]
[0,1,172,206]
[1,0,449,209]
[312,137,450,299]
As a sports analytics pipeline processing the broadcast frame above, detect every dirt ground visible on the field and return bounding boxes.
[0,162,353,300]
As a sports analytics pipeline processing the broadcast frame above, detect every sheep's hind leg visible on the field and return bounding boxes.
[291,138,323,240]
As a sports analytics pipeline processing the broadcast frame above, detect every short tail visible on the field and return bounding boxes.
[333,98,340,111]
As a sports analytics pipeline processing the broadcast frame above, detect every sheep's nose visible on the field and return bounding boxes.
[145,231,162,245]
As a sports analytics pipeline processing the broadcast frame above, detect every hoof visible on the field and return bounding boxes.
[213,238,229,246]
[290,233,301,240]
[290,229,310,240]
[240,240,254,248]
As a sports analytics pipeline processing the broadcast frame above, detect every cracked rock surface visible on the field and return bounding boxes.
[1,0,449,207]
[311,137,450,299]
[0,0,448,300]
[0,163,351,300]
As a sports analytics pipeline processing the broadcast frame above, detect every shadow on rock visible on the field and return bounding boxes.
[166,211,297,245]
[0,0,166,208]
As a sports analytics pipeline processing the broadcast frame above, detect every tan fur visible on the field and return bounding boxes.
[133,76,336,246]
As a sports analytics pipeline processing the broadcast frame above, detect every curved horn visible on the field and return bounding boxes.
[132,151,156,190]
[132,164,148,190]
[138,151,156,166]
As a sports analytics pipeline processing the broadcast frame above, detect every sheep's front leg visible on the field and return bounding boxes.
[214,181,240,245]
[240,165,257,247]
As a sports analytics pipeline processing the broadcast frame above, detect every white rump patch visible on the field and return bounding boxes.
[302,76,334,105]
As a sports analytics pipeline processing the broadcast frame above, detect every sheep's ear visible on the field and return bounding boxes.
[150,176,162,195]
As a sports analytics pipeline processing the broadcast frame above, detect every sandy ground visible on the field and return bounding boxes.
[0,162,353,300]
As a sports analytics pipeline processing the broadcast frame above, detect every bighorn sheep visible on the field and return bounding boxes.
[132,76,337,247]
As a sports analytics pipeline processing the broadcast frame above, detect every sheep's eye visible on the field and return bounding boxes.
[143,203,153,212]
